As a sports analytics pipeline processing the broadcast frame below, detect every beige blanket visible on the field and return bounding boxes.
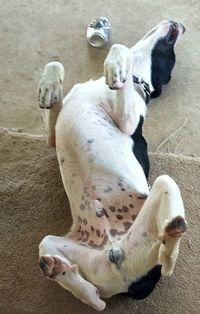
[0,128,199,313]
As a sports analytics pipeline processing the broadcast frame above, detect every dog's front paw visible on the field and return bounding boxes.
[38,62,65,109]
[104,44,131,90]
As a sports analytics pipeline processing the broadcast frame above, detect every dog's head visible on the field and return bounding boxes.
[131,20,185,97]
[142,20,185,46]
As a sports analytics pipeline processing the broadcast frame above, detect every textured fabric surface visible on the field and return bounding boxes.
[1,129,199,314]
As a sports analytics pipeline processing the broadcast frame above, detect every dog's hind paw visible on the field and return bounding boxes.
[104,44,131,90]
[158,216,187,276]
[39,254,77,279]
[38,62,64,109]
[165,216,187,238]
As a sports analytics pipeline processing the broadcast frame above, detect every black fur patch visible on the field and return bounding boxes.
[131,115,150,179]
[120,265,162,299]
[151,38,176,98]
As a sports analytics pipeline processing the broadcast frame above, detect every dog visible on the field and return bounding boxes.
[37,20,186,311]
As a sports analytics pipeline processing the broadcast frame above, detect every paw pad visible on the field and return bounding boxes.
[165,216,187,238]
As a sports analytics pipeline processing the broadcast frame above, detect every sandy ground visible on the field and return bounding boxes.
[0,0,200,156]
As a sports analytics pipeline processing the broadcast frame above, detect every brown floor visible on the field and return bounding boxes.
[0,0,200,156]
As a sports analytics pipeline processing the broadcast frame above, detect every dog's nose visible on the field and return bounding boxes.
[169,20,186,33]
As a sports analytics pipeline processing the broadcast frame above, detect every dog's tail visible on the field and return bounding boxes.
[38,62,65,147]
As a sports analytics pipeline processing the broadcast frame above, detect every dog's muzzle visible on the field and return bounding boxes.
[168,21,186,34]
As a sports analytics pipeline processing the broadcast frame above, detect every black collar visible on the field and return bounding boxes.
[132,75,151,105]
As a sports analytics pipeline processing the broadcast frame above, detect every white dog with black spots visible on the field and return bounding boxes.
[38,20,186,311]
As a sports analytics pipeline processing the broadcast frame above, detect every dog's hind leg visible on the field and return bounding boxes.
[104,44,146,135]
[114,175,187,277]
[39,235,106,311]
[38,62,65,147]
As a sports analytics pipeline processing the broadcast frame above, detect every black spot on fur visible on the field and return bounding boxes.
[116,214,123,220]
[109,205,116,212]
[80,204,86,211]
[83,218,88,225]
[123,221,132,231]
[110,228,118,236]
[137,193,148,200]
[91,225,94,232]
[122,206,129,213]
[142,231,148,237]
[88,240,99,248]
[87,139,94,144]
[102,208,109,217]
[104,187,112,193]
[96,229,101,237]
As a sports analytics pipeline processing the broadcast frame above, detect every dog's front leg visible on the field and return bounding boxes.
[38,62,65,147]
[104,44,146,135]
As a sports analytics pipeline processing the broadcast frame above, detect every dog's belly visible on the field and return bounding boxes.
[69,173,148,247]
[58,103,149,248]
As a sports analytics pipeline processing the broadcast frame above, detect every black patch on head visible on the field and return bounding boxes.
[151,37,176,98]
[131,115,150,179]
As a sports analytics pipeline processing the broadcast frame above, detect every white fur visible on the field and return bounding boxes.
[38,21,186,311]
